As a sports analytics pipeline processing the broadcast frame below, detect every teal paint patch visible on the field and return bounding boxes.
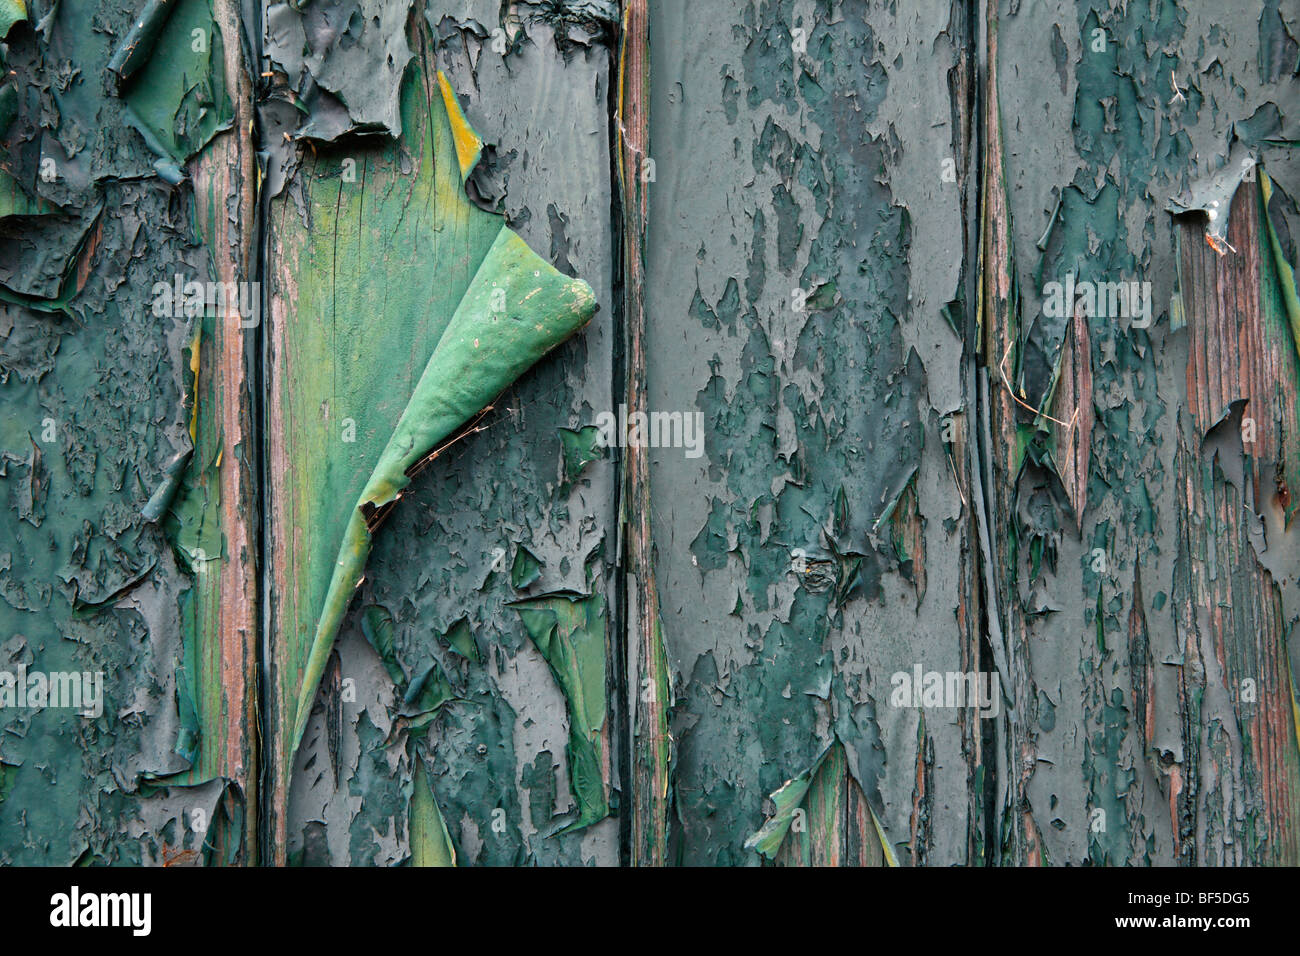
[346,711,408,866]
[118,0,233,164]
[521,749,557,832]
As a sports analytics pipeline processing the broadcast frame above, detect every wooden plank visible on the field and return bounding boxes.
[265,4,619,865]
[645,0,975,865]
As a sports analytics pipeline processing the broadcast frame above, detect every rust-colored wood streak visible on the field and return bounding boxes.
[185,0,259,864]
[1051,304,1093,531]
[979,0,1041,866]
[1181,180,1300,516]
[1172,179,1300,865]
[1171,434,1300,864]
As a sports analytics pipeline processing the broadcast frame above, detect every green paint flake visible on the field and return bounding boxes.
[439,616,479,664]
[509,545,543,590]
[361,605,406,685]
[510,586,609,831]
[402,660,457,728]
[744,743,828,859]
[410,759,456,867]
[557,425,604,488]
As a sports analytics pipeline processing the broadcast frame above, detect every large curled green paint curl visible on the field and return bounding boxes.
[290,227,597,756]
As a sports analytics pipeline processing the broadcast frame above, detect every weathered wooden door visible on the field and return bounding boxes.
[1,0,1297,867]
